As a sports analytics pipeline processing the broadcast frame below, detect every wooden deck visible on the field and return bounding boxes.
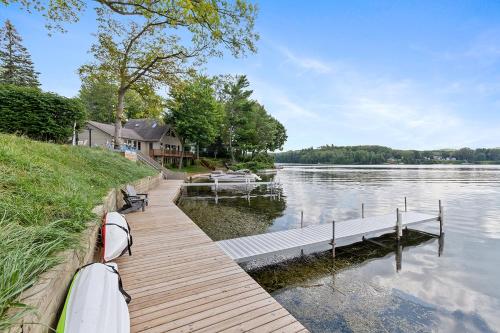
[181,181,277,187]
[217,212,439,263]
[116,180,308,333]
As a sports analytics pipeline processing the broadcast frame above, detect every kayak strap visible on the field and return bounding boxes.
[104,222,133,256]
[75,263,132,304]
[106,265,132,304]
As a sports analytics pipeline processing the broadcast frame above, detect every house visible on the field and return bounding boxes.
[77,119,194,165]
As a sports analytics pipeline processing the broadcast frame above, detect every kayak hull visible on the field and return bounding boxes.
[103,212,131,262]
[56,263,130,333]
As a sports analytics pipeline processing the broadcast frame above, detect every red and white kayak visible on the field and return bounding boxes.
[102,212,132,262]
[56,263,130,333]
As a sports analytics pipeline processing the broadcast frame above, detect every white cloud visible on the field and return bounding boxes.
[274,46,500,149]
[249,77,320,120]
[278,46,333,74]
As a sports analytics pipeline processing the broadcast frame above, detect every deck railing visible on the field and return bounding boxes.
[150,149,194,158]
[136,152,186,180]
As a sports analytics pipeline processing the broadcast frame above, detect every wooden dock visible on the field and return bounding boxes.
[116,180,308,333]
[217,211,440,263]
[181,181,277,187]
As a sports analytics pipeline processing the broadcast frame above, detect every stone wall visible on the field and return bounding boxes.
[7,173,162,333]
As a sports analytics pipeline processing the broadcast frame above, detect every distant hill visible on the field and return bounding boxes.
[274,144,500,164]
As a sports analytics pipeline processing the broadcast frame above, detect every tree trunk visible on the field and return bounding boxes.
[178,151,184,169]
[114,88,126,148]
[178,140,185,169]
[229,128,235,162]
[72,121,76,146]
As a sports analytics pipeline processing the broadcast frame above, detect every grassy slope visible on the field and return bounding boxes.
[0,134,155,329]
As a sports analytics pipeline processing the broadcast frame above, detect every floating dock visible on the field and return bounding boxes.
[116,180,308,332]
[217,211,440,263]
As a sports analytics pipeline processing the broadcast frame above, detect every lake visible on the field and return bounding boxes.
[177,165,500,332]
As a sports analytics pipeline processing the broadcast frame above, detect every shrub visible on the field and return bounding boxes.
[0,84,86,143]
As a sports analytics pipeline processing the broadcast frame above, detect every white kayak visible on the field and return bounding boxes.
[56,263,130,333]
[102,212,132,262]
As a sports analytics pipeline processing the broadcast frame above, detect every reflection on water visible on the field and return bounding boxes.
[178,165,500,332]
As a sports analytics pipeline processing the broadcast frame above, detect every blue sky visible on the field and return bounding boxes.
[2,1,500,150]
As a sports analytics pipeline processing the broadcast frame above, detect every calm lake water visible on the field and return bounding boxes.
[177,165,500,333]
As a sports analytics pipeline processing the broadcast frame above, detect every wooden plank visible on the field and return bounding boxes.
[131,290,271,331]
[273,322,310,333]
[248,314,300,332]
[202,308,290,332]
[141,298,280,332]
[128,275,253,312]
[181,181,276,187]
[115,180,307,333]
[131,283,258,322]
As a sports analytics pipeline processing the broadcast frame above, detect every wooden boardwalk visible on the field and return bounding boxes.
[217,212,439,263]
[181,181,277,187]
[116,180,308,333]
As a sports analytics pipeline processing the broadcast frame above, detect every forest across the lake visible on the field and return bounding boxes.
[274,145,500,164]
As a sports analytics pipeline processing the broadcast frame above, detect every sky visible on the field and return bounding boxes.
[2,1,500,151]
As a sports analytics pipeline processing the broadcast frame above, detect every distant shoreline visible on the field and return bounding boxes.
[275,161,500,165]
[274,145,500,165]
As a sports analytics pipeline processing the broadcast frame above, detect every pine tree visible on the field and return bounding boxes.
[0,20,40,87]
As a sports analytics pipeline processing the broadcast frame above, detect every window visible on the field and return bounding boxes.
[138,141,141,150]
[166,129,176,138]
[149,142,153,150]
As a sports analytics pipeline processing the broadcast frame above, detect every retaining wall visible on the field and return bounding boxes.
[7,173,163,333]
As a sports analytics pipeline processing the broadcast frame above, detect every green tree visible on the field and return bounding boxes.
[235,102,286,156]
[165,76,224,168]
[269,120,287,152]
[78,1,257,147]
[0,20,40,87]
[79,76,164,123]
[78,76,116,123]
[220,75,253,161]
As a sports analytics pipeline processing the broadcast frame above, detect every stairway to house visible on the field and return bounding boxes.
[136,152,186,180]
[199,158,216,171]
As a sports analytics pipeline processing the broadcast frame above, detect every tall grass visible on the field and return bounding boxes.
[0,134,155,329]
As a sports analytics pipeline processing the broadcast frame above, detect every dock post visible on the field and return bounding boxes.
[396,208,403,271]
[300,210,304,256]
[405,197,407,212]
[396,241,402,272]
[438,232,445,257]
[215,179,219,193]
[439,200,444,236]
[396,208,402,241]
[362,203,365,218]
[332,220,336,258]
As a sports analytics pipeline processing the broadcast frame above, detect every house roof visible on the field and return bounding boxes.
[87,120,144,141]
[123,119,171,141]
[87,119,171,142]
